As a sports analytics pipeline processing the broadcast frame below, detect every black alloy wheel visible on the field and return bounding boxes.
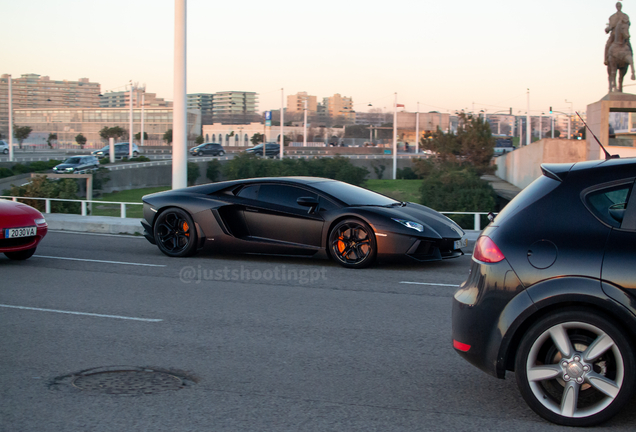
[515,308,636,426]
[2,149,8,154]
[133,151,139,157]
[218,150,225,156]
[153,208,198,257]
[5,248,36,260]
[328,218,376,269]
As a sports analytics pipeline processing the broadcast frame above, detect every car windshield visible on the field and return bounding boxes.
[315,181,399,206]
[64,157,82,164]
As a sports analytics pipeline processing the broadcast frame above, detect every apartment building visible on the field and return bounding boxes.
[286,92,318,114]
[212,91,259,124]
[99,87,172,108]
[323,93,354,121]
[0,73,100,137]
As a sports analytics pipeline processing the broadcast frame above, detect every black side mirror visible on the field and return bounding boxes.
[297,197,319,213]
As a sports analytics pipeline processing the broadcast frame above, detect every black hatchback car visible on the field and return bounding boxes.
[190,142,225,157]
[245,142,280,158]
[452,158,636,426]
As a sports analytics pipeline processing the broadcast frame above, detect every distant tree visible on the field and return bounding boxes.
[420,113,494,172]
[14,126,32,149]
[187,162,200,186]
[134,131,148,141]
[554,130,561,138]
[99,126,126,141]
[195,135,204,145]
[251,133,265,145]
[163,129,173,144]
[47,133,57,149]
[75,133,87,149]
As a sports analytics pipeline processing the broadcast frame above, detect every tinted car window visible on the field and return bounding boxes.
[258,184,318,209]
[65,157,82,164]
[585,183,633,228]
[314,181,398,206]
[236,185,260,200]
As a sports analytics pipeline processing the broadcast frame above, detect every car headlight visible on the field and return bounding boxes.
[392,218,424,232]
[34,218,47,227]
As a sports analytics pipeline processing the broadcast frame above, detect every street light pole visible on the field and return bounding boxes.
[129,81,134,158]
[141,90,145,147]
[172,0,188,189]
[280,88,284,159]
[415,101,419,154]
[526,89,531,146]
[303,98,307,147]
[8,75,13,162]
[392,93,397,180]
[565,99,573,139]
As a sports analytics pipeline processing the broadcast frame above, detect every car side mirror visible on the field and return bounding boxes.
[297,197,319,213]
[609,202,626,223]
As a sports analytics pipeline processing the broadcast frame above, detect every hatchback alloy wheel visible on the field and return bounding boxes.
[515,309,635,426]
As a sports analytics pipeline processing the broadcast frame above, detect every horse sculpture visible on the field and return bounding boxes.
[608,17,636,92]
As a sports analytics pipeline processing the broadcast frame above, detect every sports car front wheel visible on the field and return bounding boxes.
[153,208,198,257]
[328,219,376,269]
[515,308,636,426]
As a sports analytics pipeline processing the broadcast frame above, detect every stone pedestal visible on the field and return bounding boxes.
[586,92,636,160]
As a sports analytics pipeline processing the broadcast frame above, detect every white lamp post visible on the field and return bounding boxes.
[172,0,188,189]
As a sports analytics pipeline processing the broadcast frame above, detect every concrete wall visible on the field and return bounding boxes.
[495,138,588,189]
[100,157,418,193]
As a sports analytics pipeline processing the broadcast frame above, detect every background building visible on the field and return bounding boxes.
[287,92,317,114]
[323,94,354,122]
[212,91,258,124]
[188,93,214,125]
[13,107,201,147]
[0,73,100,137]
[99,86,172,109]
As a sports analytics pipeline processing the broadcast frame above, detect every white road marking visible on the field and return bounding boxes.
[400,281,460,287]
[0,304,163,322]
[34,255,165,267]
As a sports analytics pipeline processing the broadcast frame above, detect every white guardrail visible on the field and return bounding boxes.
[1,196,142,219]
[1,195,491,230]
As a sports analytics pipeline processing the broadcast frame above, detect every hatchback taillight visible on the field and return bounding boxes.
[473,236,505,263]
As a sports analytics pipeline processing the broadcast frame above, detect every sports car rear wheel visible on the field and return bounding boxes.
[154,208,198,257]
[328,219,376,269]
[5,248,36,260]
[515,309,635,426]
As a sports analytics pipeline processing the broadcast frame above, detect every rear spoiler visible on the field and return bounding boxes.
[541,163,574,182]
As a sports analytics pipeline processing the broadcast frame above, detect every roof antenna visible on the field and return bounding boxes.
[576,111,619,160]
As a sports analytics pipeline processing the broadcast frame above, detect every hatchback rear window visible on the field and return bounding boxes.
[585,182,633,228]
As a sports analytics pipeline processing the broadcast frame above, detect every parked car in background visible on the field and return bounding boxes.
[92,142,140,159]
[0,200,48,260]
[245,142,280,158]
[452,157,636,426]
[0,140,9,154]
[140,177,467,268]
[190,143,225,157]
[52,156,99,173]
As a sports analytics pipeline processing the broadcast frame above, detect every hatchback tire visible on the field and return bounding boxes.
[515,308,636,426]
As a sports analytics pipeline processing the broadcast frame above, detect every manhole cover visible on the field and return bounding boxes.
[50,366,197,395]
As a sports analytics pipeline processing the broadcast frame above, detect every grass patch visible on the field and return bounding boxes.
[91,186,170,218]
[364,179,422,204]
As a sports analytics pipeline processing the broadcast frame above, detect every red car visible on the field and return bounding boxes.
[0,200,48,260]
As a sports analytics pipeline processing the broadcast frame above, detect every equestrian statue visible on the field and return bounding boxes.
[606,2,636,93]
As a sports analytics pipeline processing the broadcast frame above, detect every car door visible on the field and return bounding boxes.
[599,179,636,296]
[242,183,324,248]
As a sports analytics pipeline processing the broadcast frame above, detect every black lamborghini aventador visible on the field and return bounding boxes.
[141,177,468,268]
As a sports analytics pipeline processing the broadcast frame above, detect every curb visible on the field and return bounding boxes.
[44,214,144,235]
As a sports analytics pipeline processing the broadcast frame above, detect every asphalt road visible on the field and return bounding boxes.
[2,232,636,431]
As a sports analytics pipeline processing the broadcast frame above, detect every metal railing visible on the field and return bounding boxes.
[1,196,142,218]
[2,195,492,230]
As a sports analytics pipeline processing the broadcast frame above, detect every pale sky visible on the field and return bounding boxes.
[1,0,627,117]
